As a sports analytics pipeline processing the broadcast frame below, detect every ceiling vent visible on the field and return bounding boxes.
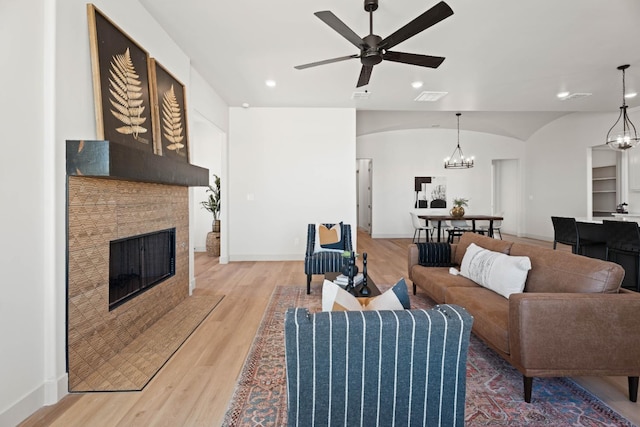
[351,91,371,100]
[559,92,592,101]
[414,91,448,102]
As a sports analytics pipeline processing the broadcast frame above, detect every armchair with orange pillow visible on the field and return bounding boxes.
[304,223,352,294]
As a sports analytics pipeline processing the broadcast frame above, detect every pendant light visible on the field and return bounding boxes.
[606,64,639,151]
[444,113,474,169]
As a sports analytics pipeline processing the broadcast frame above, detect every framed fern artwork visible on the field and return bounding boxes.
[87,4,155,152]
[150,59,189,162]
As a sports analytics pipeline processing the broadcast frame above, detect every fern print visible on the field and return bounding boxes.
[108,48,148,141]
[161,84,185,155]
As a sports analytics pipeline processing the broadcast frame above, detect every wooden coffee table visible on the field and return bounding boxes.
[324,272,380,297]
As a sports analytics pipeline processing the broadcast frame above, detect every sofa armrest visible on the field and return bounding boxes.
[509,292,640,375]
[408,244,419,281]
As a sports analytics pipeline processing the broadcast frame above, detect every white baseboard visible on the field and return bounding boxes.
[371,234,413,239]
[0,373,67,427]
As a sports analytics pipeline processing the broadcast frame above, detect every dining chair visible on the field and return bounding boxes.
[551,216,600,255]
[410,212,431,243]
[478,214,503,239]
[603,220,640,292]
[551,216,579,253]
[447,219,472,243]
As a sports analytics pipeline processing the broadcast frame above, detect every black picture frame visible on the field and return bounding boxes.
[87,4,155,152]
[150,59,189,162]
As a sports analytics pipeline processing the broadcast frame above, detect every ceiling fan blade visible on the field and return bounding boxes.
[294,54,359,70]
[314,11,367,49]
[357,65,374,87]
[383,51,445,68]
[379,1,453,50]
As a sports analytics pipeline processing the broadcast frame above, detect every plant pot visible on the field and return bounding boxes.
[212,219,221,232]
[206,231,220,257]
[450,206,465,218]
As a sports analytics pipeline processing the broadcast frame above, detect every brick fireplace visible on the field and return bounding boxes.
[66,140,209,391]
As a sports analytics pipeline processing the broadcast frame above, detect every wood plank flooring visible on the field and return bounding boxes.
[19,231,640,426]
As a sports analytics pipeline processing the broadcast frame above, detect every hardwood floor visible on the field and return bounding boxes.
[20,231,639,426]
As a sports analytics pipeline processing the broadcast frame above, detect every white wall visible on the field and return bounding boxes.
[524,109,640,240]
[1,0,229,424]
[357,129,525,238]
[228,108,357,260]
[0,1,49,425]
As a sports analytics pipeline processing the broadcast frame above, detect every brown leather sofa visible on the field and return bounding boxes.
[408,232,640,403]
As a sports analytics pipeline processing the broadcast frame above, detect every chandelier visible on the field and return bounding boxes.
[606,64,639,151]
[444,113,474,169]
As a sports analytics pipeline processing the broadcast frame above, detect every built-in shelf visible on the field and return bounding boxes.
[66,140,209,187]
[592,165,617,216]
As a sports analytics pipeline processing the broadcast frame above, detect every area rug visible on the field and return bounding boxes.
[222,285,635,426]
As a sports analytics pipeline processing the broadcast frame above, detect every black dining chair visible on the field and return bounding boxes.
[551,216,600,255]
[603,220,640,292]
[551,216,579,253]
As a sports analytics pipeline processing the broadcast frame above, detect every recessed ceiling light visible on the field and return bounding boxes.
[557,91,570,99]
[625,92,637,99]
[265,80,276,87]
[411,81,423,89]
[242,103,250,108]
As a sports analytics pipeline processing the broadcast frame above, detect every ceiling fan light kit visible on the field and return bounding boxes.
[294,0,453,87]
[444,113,474,169]
[606,64,640,151]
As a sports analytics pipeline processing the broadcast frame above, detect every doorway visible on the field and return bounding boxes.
[356,159,373,234]
[491,159,519,236]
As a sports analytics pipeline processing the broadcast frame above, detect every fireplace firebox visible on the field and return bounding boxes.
[109,228,176,310]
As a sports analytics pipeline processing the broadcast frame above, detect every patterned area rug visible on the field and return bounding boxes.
[222,284,635,426]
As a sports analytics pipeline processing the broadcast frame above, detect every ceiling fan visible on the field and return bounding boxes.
[294,0,454,88]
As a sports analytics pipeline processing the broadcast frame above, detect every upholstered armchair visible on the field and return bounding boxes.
[304,223,353,294]
[284,304,473,427]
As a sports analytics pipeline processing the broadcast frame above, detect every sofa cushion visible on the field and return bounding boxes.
[509,243,624,293]
[460,243,531,299]
[445,286,511,355]
[454,233,513,265]
[322,278,410,311]
[411,265,479,304]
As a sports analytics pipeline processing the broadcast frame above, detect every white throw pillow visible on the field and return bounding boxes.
[459,243,531,299]
[321,279,410,311]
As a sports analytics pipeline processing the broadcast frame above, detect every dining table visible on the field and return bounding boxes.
[418,214,504,242]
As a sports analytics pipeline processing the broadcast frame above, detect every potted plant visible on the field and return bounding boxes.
[451,197,468,218]
[201,174,221,256]
[201,174,221,232]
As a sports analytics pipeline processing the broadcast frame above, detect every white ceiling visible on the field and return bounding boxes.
[139,0,640,139]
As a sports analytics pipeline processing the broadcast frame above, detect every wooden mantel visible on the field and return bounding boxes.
[66,140,209,187]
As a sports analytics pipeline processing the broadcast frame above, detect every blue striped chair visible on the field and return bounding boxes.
[284,305,473,427]
[304,223,353,294]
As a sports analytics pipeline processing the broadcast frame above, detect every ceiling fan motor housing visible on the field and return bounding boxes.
[361,34,383,65]
[364,0,378,12]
